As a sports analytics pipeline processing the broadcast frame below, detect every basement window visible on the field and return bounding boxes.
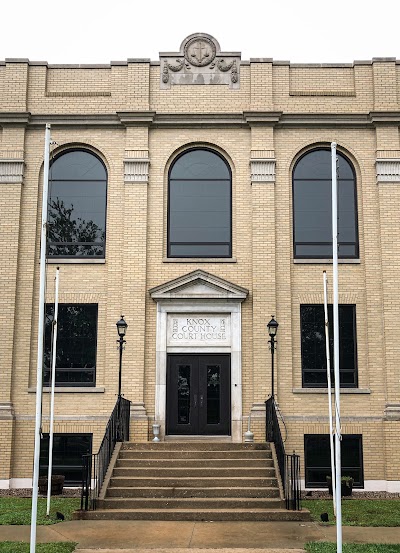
[304,434,364,488]
[39,433,92,486]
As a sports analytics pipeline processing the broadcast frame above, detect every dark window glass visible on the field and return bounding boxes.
[40,433,92,486]
[178,365,191,424]
[300,304,357,388]
[293,149,358,258]
[47,150,107,258]
[207,364,221,425]
[304,434,363,487]
[44,304,98,387]
[168,149,231,258]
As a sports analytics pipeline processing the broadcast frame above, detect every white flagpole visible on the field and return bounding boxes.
[30,123,52,553]
[46,267,60,516]
[323,270,336,516]
[331,142,342,552]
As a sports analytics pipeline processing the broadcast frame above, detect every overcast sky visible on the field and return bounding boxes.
[1,0,399,64]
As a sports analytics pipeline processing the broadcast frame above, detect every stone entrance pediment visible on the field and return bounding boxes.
[149,270,248,302]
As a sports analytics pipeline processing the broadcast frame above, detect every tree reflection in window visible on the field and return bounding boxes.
[47,150,107,258]
[301,304,357,388]
[44,304,98,386]
[207,365,220,424]
[177,365,190,423]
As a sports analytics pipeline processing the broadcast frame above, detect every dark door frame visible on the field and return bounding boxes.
[166,353,231,435]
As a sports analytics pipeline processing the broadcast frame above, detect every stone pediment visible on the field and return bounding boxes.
[159,33,241,89]
[149,270,248,302]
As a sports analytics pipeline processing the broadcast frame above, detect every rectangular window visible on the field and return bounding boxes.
[40,433,92,486]
[44,304,98,387]
[304,434,364,488]
[301,304,357,388]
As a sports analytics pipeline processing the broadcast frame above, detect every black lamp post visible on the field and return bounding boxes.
[116,316,128,398]
[267,316,279,398]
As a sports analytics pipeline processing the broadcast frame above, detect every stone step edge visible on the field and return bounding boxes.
[118,452,272,463]
[107,486,279,490]
[102,497,282,502]
[85,508,305,513]
[111,475,276,480]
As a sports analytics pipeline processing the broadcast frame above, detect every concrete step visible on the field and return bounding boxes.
[122,442,270,451]
[98,497,284,510]
[119,449,272,459]
[116,458,274,468]
[108,476,278,488]
[112,467,276,478]
[106,486,280,498]
[78,508,310,522]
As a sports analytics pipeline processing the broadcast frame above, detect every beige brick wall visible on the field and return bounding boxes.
[0,48,399,487]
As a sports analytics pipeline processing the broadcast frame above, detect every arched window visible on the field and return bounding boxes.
[168,149,232,258]
[293,148,358,258]
[47,150,107,258]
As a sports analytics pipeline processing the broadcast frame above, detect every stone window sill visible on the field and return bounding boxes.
[46,259,106,264]
[293,259,360,264]
[163,257,237,263]
[293,388,370,394]
[28,387,105,393]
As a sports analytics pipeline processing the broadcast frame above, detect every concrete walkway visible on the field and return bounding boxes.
[1,520,400,550]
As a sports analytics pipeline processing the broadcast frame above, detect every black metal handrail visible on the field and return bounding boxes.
[81,396,130,511]
[265,397,301,510]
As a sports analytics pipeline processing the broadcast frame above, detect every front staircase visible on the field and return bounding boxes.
[78,441,309,521]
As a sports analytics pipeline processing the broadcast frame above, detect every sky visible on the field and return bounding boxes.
[1,0,399,64]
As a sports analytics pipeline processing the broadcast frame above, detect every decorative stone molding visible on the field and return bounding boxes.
[131,402,148,419]
[160,33,240,89]
[250,158,276,183]
[150,270,248,443]
[124,158,150,183]
[0,159,24,184]
[384,403,400,420]
[376,159,400,182]
[0,402,15,420]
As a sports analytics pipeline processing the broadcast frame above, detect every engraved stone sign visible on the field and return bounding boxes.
[160,33,240,89]
[167,314,231,347]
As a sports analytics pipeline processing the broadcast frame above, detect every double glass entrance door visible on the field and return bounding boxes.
[166,354,231,435]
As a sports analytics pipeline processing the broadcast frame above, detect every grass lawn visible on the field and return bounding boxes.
[0,498,80,525]
[0,543,76,553]
[306,544,400,553]
[304,499,400,526]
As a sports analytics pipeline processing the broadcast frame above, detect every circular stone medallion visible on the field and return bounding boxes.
[184,37,216,67]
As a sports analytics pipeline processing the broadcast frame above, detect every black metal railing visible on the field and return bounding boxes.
[285,452,301,510]
[81,396,130,511]
[265,397,301,510]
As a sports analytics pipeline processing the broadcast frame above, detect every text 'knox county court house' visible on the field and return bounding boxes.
[0,33,400,494]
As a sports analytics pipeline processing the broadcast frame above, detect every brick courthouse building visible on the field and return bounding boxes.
[0,33,399,492]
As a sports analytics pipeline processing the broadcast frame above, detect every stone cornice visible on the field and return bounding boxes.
[117,111,156,126]
[28,114,120,127]
[369,112,400,124]
[277,113,371,127]
[0,112,30,126]
[153,113,246,127]
[244,112,282,125]
[1,111,399,130]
